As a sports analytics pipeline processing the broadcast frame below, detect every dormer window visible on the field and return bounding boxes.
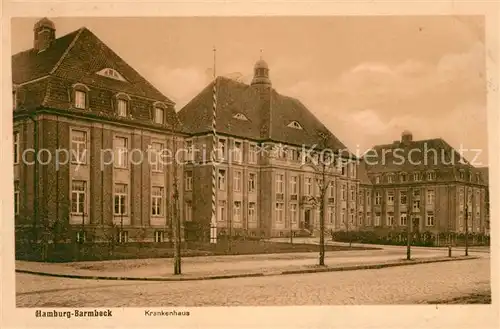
[154,106,165,124]
[233,113,248,121]
[400,173,407,182]
[459,170,465,180]
[287,121,303,130]
[375,176,380,184]
[97,68,127,82]
[114,93,131,117]
[117,99,128,117]
[72,83,89,110]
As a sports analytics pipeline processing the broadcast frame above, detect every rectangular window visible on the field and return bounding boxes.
[400,213,407,226]
[387,175,394,183]
[154,231,164,243]
[76,231,86,243]
[400,173,407,182]
[217,200,226,222]
[218,169,226,190]
[151,186,163,216]
[184,171,193,191]
[154,107,164,124]
[305,177,312,196]
[114,183,128,215]
[387,191,394,205]
[413,189,420,198]
[426,190,435,205]
[290,176,298,195]
[118,99,128,117]
[328,206,334,224]
[375,191,382,205]
[387,215,394,226]
[234,171,242,192]
[329,183,335,198]
[341,184,346,201]
[248,173,256,193]
[233,141,242,163]
[427,172,436,180]
[341,210,346,224]
[248,144,257,163]
[185,202,193,222]
[358,193,363,206]
[366,191,371,206]
[71,180,86,214]
[75,90,86,109]
[413,200,420,211]
[248,202,256,222]
[358,214,363,226]
[374,213,381,226]
[366,213,371,226]
[276,173,284,194]
[217,139,226,161]
[375,176,380,184]
[426,213,435,226]
[233,201,242,222]
[400,191,407,205]
[459,171,465,180]
[114,136,128,168]
[275,202,284,222]
[13,132,19,164]
[290,204,298,223]
[150,142,164,172]
[315,178,321,197]
[185,140,194,162]
[71,129,87,164]
[14,181,20,215]
[117,231,129,243]
[413,173,421,181]
[350,186,355,200]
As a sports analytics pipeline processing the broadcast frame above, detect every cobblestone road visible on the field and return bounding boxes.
[16,258,490,307]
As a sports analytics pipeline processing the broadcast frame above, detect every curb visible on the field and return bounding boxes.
[16,256,478,282]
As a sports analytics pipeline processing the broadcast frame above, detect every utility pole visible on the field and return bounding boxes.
[172,135,182,274]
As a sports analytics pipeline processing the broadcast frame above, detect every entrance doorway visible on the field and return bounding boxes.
[304,209,311,230]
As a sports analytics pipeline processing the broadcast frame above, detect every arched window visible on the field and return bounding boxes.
[287,121,303,130]
[72,83,90,110]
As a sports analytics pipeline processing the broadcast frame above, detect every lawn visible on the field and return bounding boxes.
[17,239,379,262]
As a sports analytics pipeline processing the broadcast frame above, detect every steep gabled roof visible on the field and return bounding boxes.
[12,27,174,104]
[178,76,350,154]
[12,29,80,84]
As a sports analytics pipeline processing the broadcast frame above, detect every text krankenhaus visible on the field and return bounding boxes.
[35,309,113,318]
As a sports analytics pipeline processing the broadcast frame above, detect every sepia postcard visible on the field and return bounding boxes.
[1,1,499,328]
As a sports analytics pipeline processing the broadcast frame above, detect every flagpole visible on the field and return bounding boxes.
[210,47,218,244]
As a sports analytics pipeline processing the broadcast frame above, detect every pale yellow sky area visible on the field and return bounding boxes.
[11,16,488,165]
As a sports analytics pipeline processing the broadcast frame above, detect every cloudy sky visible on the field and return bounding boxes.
[11,16,488,165]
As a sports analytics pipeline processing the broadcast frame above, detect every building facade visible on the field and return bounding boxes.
[13,19,187,244]
[12,19,490,245]
[356,131,489,235]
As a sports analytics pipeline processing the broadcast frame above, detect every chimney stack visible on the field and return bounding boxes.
[401,130,413,143]
[34,18,56,52]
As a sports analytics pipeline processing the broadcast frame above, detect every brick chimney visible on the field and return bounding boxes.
[401,130,413,143]
[34,18,56,52]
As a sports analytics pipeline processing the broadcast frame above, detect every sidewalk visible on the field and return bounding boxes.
[268,238,491,253]
[16,247,480,281]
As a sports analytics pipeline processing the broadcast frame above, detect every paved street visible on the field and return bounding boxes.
[17,257,490,307]
[16,245,485,279]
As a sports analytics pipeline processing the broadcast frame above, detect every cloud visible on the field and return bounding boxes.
[145,66,210,109]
